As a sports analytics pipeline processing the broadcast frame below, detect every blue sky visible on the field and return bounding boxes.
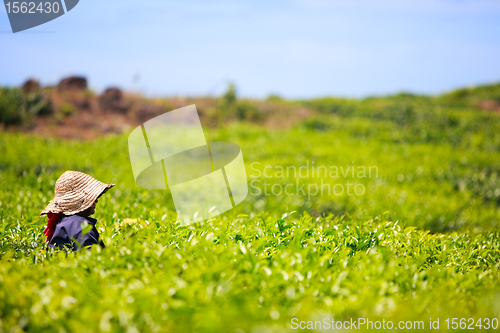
[1,0,499,98]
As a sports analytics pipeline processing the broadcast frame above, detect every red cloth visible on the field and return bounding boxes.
[44,212,63,242]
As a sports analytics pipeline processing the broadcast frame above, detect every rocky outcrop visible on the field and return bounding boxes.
[99,87,129,113]
[58,76,88,91]
[21,78,41,94]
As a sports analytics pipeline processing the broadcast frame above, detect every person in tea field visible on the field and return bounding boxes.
[40,171,115,251]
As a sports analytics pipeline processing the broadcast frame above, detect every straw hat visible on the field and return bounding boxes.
[40,171,115,215]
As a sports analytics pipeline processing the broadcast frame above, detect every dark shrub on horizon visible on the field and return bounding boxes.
[0,87,26,126]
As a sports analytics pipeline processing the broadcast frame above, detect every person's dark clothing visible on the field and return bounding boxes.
[48,214,105,251]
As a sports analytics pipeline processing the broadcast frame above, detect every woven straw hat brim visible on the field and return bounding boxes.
[40,171,115,215]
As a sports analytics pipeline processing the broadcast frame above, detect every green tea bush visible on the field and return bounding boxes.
[236,100,261,121]
[438,83,500,107]
[0,215,499,332]
[25,91,53,117]
[302,97,358,117]
[0,87,53,126]
[59,101,76,117]
[0,87,26,126]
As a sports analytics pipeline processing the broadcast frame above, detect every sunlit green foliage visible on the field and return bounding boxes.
[1,84,500,332]
[1,215,499,332]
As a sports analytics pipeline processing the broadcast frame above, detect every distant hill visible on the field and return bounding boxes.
[1,76,499,139]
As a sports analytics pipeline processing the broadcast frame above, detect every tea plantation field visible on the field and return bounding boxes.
[1,90,500,332]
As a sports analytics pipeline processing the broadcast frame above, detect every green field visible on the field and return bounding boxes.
[1,85,500,332]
